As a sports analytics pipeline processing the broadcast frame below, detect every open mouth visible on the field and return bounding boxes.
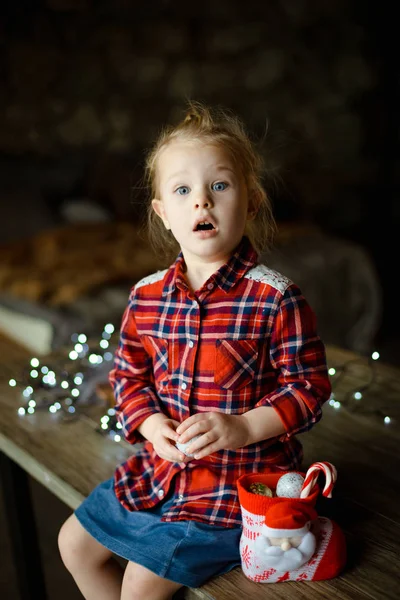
[195,221,215,231]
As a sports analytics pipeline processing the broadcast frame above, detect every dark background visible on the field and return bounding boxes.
[0,0,398,355]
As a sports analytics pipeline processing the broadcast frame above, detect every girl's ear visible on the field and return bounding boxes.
[247,190,261,220]
[152,199,170,230]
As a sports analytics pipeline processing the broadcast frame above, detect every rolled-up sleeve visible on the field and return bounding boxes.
[255,285,331,437]
[108,289,163,444]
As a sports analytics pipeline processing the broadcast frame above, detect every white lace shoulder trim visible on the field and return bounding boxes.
[244,264,291,294]
[134,269,168,290]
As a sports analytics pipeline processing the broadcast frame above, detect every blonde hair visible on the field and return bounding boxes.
[144,101,276,262]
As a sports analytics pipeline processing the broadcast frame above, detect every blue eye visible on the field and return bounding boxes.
[212,182,227,192]
[176,186,190,195]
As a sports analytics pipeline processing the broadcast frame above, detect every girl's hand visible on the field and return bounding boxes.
[151,418,189,463]
[138,414,187,463]
[175,412,250,460]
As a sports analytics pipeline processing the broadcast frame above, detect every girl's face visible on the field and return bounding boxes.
[152,140,252,269]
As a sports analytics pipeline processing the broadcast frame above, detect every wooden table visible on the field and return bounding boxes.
[1,336,399,600]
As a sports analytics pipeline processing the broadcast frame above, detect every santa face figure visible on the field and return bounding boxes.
[255,530,316,572]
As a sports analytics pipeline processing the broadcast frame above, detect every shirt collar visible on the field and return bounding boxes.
[162,237,258,297]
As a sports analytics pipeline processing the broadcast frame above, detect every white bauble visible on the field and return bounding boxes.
[175,435,202,457]
[276,472,305,498]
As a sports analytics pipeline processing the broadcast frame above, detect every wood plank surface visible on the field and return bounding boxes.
[0,332,134,508]
[1,334,399,599]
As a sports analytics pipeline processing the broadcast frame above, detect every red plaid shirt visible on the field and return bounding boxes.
[109,237,331,527]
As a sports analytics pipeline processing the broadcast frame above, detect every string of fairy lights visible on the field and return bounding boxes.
[8,326,396,444]
[326,351,396,424]
[8,323,117,419]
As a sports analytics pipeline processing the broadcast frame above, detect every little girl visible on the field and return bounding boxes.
[58,102,331,600]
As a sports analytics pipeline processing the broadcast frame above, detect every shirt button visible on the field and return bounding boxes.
[207,283,214,290]
[181,382,187,390]
[188,340,194,348]
[178,494,184,501]
[158,489,165,498]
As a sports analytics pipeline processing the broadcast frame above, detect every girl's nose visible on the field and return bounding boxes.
[195,194,213,209]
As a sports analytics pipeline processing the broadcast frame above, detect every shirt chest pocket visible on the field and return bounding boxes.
[215,339,259,390]
[142,335,169,380]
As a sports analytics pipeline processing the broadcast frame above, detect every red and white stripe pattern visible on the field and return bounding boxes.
[300,462,337,498]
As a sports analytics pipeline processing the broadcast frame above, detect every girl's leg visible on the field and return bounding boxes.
[121,561,183,600]
[58,513,124,600]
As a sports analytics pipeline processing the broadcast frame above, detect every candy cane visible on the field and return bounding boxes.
[300,461,337,498]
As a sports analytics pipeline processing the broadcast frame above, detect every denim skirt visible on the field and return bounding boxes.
[75,477,242,587]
